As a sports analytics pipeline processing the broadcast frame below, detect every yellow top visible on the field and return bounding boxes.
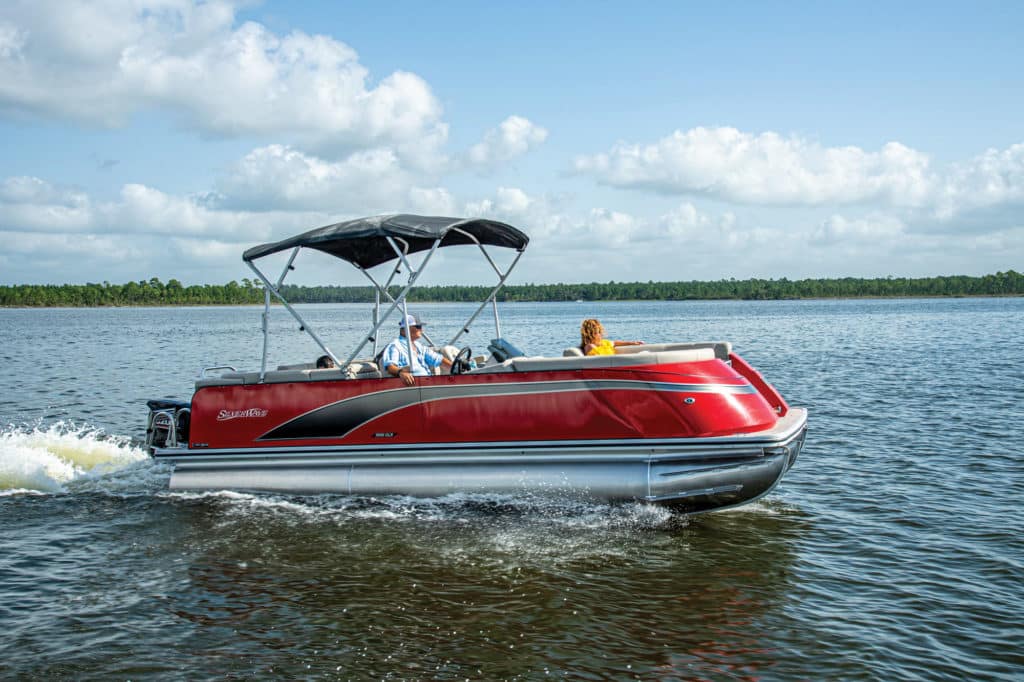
[586,339,616,356]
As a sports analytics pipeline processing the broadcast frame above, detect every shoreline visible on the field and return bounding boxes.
[2,293,1022,309]
[3,271,1020,307]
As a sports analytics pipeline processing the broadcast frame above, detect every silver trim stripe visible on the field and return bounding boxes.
[418,378,757,399]
[155,423,809,471]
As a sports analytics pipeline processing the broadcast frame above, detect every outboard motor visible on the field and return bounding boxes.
[145,398,191,453]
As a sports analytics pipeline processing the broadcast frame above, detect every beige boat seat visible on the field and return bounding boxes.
[511,347,715,372]
[473,347,716,374]
[196,360,381,388]
[436,345,460,375]
[615,341,732,360]
[342,360,382,380]
[562,341,730,360]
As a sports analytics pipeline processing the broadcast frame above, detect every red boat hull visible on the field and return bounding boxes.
[188,356,781,451]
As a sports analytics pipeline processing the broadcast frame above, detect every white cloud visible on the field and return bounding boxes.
[574,126,934,206]
[407,187,456,216]
[657,202,727,239]
[466,116,548,168]
[0,20,27,59]
[456,186,877,281]
[924,142,1024,228]
[464,186,571,240]
[0,177,92,232]
[462,188,753,252]
[460,187,766,264]
[2,142,1020,285]
[0,227,160,284]
[574,208,637,248]
[575,125,1024,243]
[1,175,86,206]
[0,175,324,240]
[466,187,531,216]
[0,172,338,283]
[490,187,534,214]
[812,214,905,245]
[0,227,263,284]
[217,144,414,211]
[1,230,141,261]
[169,236,245,264]
[215,144,503,217]
[113,183,234,236]
[0,1,445,156]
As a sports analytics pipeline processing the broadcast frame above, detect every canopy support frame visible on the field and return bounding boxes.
[247,247,339,382]
[446,228,525,347]
[343,236,443,367]
[239,216,529,381]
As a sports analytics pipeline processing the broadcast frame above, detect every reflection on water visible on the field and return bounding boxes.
[141,494,805,679]
[1,478,809,678]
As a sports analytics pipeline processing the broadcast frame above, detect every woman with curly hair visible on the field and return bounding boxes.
[579,318,644,356]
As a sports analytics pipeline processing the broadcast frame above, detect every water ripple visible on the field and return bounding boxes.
[1,299,1022,679]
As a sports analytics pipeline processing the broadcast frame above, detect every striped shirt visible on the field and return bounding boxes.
[381,337,444,377]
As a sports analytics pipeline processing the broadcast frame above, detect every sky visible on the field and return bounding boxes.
[1,0,1022,287]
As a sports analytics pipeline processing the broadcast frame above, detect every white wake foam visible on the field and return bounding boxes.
[0,422,152,494]
[160,488,684,533]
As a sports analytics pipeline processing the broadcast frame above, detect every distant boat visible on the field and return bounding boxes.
[145,214,807,514]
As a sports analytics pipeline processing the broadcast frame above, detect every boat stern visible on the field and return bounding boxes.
[144,398,191,454]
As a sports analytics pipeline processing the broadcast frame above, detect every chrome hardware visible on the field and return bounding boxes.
[200,365,237,377]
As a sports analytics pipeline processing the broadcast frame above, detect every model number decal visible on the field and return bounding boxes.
[217,408,269,421]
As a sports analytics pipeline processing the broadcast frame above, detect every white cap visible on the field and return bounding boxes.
[399,314,424,328]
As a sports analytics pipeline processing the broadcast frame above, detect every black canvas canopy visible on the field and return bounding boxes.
[243,214,529,269]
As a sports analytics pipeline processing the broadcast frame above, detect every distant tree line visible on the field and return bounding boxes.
[1,271,1022,307]
[0,278,264,307]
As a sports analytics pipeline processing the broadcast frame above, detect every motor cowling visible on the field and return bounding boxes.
[145,398,191,453]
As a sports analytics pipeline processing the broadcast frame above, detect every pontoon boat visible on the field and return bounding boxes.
[146,215,807,513]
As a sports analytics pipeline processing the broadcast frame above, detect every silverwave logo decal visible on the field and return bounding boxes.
[217,408,269,421]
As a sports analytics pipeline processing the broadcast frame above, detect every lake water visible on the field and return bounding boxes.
[1,299,1021,680]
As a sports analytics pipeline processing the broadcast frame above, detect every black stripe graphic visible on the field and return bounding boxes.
[257,379,755,441]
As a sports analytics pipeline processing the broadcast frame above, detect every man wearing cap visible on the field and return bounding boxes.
[381,314,453,386]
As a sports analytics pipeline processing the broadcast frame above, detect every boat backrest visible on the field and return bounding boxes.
[344,361,383,380]
[195,361,381,388]
[277,362,315,370]
[562,341,729,360]
[615,341,732,360]
[195,373,246,387]
[473,347,716,374]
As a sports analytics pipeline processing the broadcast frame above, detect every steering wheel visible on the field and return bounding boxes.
[451,346,473,375]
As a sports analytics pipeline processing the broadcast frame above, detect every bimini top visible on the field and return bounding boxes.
[243,214,529,269]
